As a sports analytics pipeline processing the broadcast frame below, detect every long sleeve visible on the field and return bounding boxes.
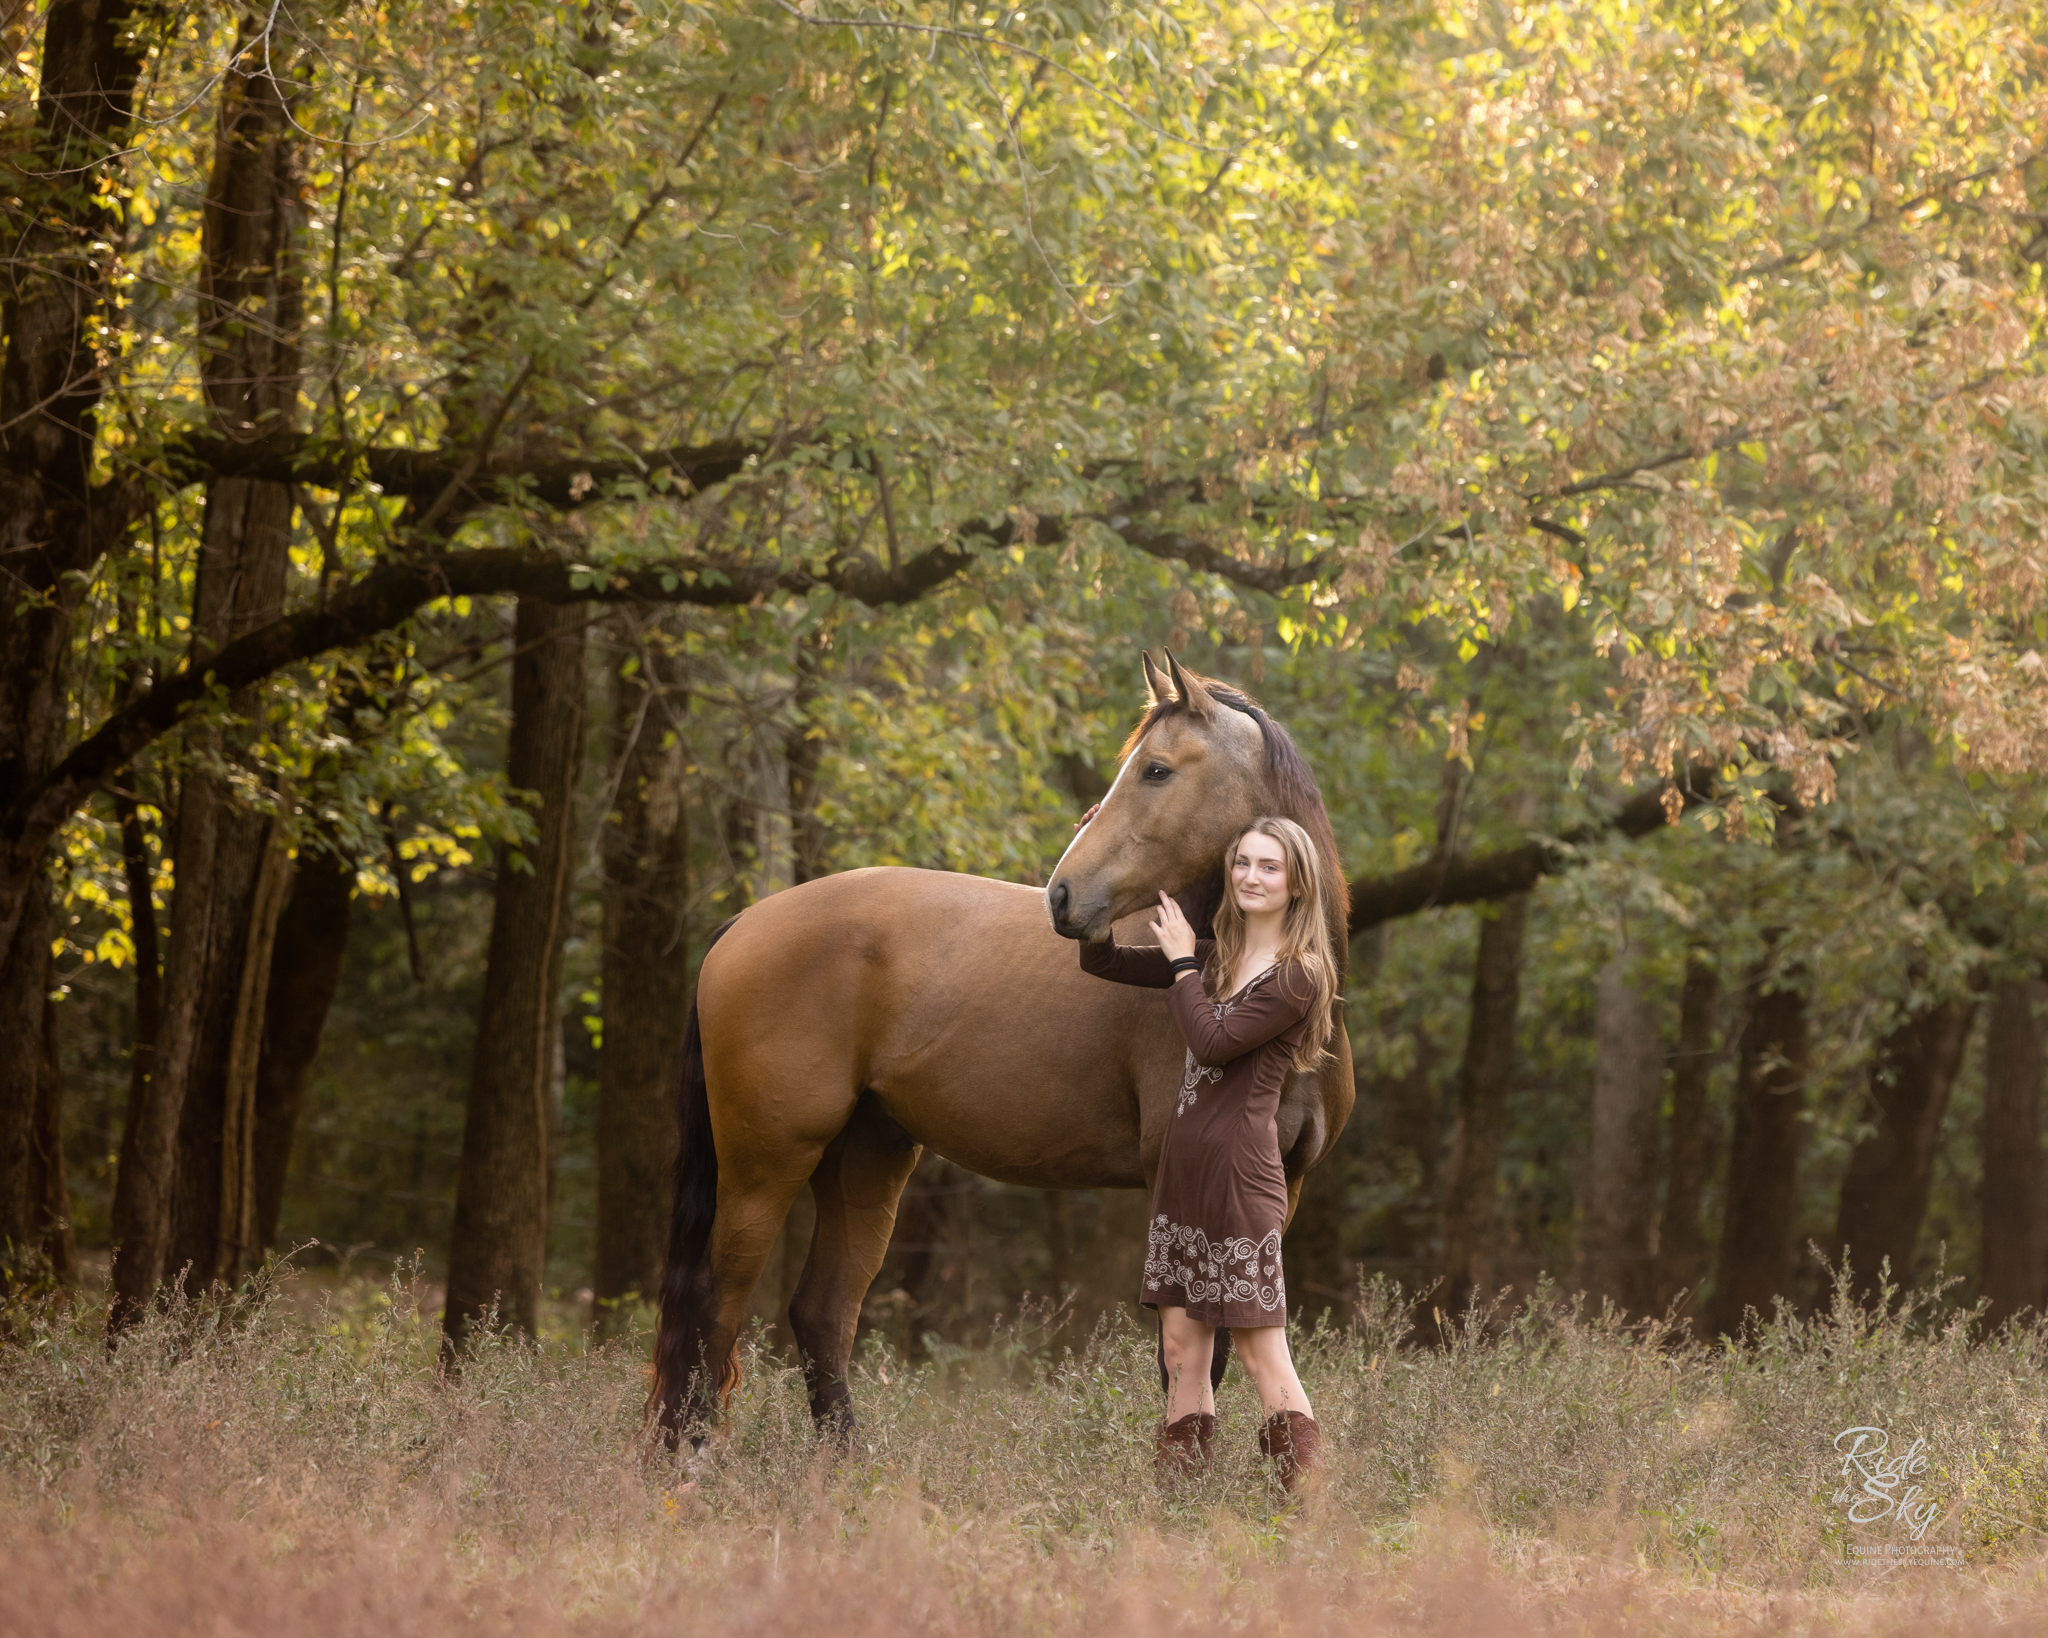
[1078,934,1213,989]
[1168,960,1313,1066]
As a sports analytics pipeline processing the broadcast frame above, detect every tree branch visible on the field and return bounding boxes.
[1346,771,1718,933]
[1729,163,2008,282]
[155,434,774,508]
[5,492,1349,869]
[146,432,1340,599]
[3,536,975,851]
[1106,518,1336,594]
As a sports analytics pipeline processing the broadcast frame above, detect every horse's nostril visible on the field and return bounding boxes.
[1048,880,1071,923]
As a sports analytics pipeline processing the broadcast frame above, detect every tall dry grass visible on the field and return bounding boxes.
[4,1264,2048,1635]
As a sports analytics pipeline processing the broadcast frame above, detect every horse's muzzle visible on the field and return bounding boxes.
[1045,878,1084,939]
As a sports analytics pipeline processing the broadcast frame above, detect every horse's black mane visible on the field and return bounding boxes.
[1123,669,1350,968]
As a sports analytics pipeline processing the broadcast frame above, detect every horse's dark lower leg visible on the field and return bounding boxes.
[683,1162,817,1439]
[788,1095,922,1447]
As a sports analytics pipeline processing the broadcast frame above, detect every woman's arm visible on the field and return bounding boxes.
[1079,934,1211,988]
[1168,961,1313,1065]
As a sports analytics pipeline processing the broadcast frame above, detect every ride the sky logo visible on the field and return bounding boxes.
[1831,1425,1939,1542]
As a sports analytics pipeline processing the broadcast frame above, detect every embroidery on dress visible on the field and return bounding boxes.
[1143,1214,1285,1313]
[1177,1050,1224,1116]
[1174,966,1278,1116]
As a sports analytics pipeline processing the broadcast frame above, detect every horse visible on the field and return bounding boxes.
[650,650,1354,1446]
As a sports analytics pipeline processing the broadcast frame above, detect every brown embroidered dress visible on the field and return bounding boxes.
[1080,936,1312,1328]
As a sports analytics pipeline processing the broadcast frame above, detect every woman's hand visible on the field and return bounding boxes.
[1072,802,1101,831]
[1149,891,1198,962]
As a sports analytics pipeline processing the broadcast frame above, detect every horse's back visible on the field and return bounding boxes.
[697,867,1054,1033]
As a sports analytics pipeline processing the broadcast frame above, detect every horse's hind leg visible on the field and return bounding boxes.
[692,1146,826,1421]
[787,1094,921,1442]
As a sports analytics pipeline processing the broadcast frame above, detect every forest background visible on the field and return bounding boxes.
[4,0,2048,1369]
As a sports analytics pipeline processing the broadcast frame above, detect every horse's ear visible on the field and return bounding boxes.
[1141,649,1171,707]
[1163,651,1216,719]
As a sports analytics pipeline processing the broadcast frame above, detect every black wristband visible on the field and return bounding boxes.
[1168,955,1201,979]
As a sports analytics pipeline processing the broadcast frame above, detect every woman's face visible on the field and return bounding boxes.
[1229,830,1291,917]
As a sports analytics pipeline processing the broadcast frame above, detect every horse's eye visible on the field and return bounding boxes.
[1142,762,1170,782]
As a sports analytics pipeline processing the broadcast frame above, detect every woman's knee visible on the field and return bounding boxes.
[1228,1327,1286,1373]
[1161,1316,1211,1364]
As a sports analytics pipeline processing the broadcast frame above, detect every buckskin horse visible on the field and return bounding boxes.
[650,652,1353,1445]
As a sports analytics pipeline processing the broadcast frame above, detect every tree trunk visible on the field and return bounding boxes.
[1346,923,1441,1295]
[787,632,827,884]
[107,19,304,1320]
[1705,969,1809,1336]
[0,880,60,1290]
[748,737,795,902]
[1375,1037,1442,1287]
[1834,995,1977,1306]
[1440,893,1528,1320]
[1578,955,1663,1317]
[31,984,76,1282]
[163,828,294,1290]
[116,786,163,1146]
[250,843,357,1253]
[444,600,588,1350]
[1655,955,1720,1318]
[1982,979,2046,1329]
[130,497,297,1305]
[592,609,687,1334]
[0,0,155,1289]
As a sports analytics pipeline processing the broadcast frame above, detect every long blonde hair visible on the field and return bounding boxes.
[1204,815,1337,1073]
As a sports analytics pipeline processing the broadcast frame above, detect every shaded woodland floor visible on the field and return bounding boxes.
[6,1266,2048,1635]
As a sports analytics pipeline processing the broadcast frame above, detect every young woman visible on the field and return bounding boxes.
[1077,815,1338,1493]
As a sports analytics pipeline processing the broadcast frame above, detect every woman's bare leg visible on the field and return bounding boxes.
[1230,1325,1313,1418]
[1158,1306,1217,1422]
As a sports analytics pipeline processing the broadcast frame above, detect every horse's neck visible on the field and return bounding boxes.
[1174,874,1226,940]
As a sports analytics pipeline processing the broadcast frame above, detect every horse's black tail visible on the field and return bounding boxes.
[648,916,738,1450]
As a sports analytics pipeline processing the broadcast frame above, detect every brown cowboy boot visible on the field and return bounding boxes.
[1155,1412,1216,1489]
[1258,1410,1322,1494]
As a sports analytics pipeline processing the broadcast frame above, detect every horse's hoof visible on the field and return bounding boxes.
[811,1400,858,1454]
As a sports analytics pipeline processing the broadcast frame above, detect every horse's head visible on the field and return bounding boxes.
[1046,652,1344,947]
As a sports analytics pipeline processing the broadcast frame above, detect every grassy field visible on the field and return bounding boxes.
[5,1265,2048,1635]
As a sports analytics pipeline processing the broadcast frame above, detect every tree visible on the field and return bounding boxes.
[250,844,359,1253]
[1440,894,1528,1318]
[1707,967,1810,1337]
[113,17,308,1313]
[1655,956,1721,1317]
[0,0,157,1294]
[1981,979,2046,1329]
[592,610,689,1333]
[1834,996,1978,1306]
[443,601,588,1349]
[1578,955,1663,1317]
